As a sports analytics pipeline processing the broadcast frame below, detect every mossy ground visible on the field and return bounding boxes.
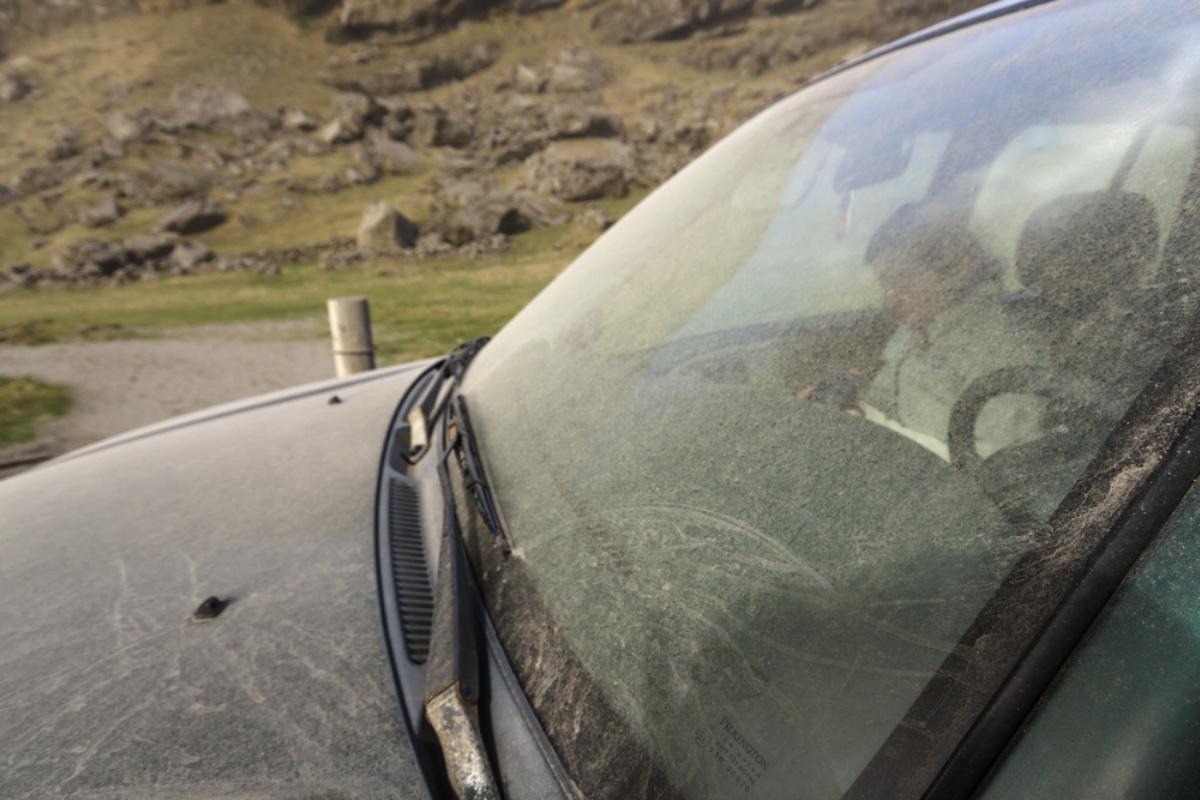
[0,375,72,446]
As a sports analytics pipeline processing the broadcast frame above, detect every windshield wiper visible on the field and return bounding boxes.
[400,337,490,465]
[399,337,507,798]
[447,395,513,556]
[423,456,500,800]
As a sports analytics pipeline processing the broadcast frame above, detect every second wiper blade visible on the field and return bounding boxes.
[447,395,512,555]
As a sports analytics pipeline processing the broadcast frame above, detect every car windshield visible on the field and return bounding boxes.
[460,1,1200,797]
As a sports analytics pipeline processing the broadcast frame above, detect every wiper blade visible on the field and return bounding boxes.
[447,395,513,556]
[423,408,501,800]
[401,337,489,464]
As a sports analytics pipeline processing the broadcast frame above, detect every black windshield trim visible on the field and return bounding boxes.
[928,407,1200,800]
[810,0,1059,90]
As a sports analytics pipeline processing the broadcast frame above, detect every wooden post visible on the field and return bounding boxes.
[327,296,376,377]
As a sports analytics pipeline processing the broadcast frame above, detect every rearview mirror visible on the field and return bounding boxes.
[834,136,915,194]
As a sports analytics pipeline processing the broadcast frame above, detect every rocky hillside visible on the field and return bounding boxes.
[0,0,984,289]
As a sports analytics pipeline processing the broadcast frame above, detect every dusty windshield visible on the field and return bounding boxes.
[462,1,1200,797]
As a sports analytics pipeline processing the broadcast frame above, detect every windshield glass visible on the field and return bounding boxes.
[461,1,1200,797]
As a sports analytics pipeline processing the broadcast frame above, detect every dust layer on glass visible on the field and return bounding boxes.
[462,1,1200,797]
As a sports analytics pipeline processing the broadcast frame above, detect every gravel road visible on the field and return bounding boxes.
[0,321,336,466]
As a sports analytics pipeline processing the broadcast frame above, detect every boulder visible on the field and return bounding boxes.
[340,41,500,94]
[52,239,127,278]
[515,0,565,11]
[591,0,814,43]
[431,180,569,244]
[122,232,181,262]
[544,48,610,92]
[79,196,123,228]
[411,106,474,148]
[164,85,254,130]
[356,202,418,249]
[367,132,424,175]
[46,123,80,161]
[524,141,635,202]
[319,92,385,143]
[168,239,215,273]
[549,106,624,139]
[154,199,228,235]
[336,0,503,39]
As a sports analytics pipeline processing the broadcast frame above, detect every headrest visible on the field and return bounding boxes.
[866,202,999,283]
[1016,191,1159,308]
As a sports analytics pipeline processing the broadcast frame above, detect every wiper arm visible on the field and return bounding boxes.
[401,337,490,465]
[405,338,502,798]
[423,469,500,800]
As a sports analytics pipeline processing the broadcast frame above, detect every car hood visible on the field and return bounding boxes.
[0,363,431,800]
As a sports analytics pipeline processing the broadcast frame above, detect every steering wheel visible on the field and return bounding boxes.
[947,365,1112,523]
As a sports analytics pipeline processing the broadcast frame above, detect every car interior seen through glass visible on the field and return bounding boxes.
[457,1,1200,798]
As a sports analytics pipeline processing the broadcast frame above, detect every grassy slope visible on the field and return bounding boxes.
[0,0,892,362]
[0,375,71,445]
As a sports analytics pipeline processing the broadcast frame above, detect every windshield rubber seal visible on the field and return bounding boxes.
[808,0,1059,91]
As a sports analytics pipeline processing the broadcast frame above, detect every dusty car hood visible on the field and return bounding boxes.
[0,364,430,800]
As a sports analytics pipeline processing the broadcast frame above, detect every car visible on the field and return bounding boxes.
[5,0,1200,798]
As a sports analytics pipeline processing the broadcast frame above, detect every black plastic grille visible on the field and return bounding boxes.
[388,479,434,664]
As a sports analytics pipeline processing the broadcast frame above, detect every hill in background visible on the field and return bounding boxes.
[0,0,984,290]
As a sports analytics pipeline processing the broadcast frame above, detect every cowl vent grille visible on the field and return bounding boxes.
[388,479,434,664]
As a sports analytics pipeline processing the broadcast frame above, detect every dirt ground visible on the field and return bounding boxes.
[0,320,335,468]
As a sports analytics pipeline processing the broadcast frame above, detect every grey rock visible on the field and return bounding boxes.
[319,92,385,143]
[282,108,321,131]
[168,239,215,272]
[101,111,145,143]
[317,117,358,145]
[367,132,424,175]
[415,230,452,258]
[79,195,123,228]
[544,48,610,92]
[515,0,566,12]
[356,202,418,249]
[549,106,624,139]
[122,232,181,262]
[53,239,127,277]
[580,203,615,232]
[339,41,500,95]
[46,123,81,161]
[524,141,635,201]
[154,199,228,235]
[164,85,254,129]
[0,72,32,103]
[337,0,504,38]
[412,106,474,148]
[592,0,808,43]
[512,63,547,93]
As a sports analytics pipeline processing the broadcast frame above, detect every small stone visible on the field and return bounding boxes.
[101,111,145,143]
[580,204,615,232]
[282,109,320,131]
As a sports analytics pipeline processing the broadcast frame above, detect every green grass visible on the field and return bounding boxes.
[0,376,72,446]
[0,229,584,363]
